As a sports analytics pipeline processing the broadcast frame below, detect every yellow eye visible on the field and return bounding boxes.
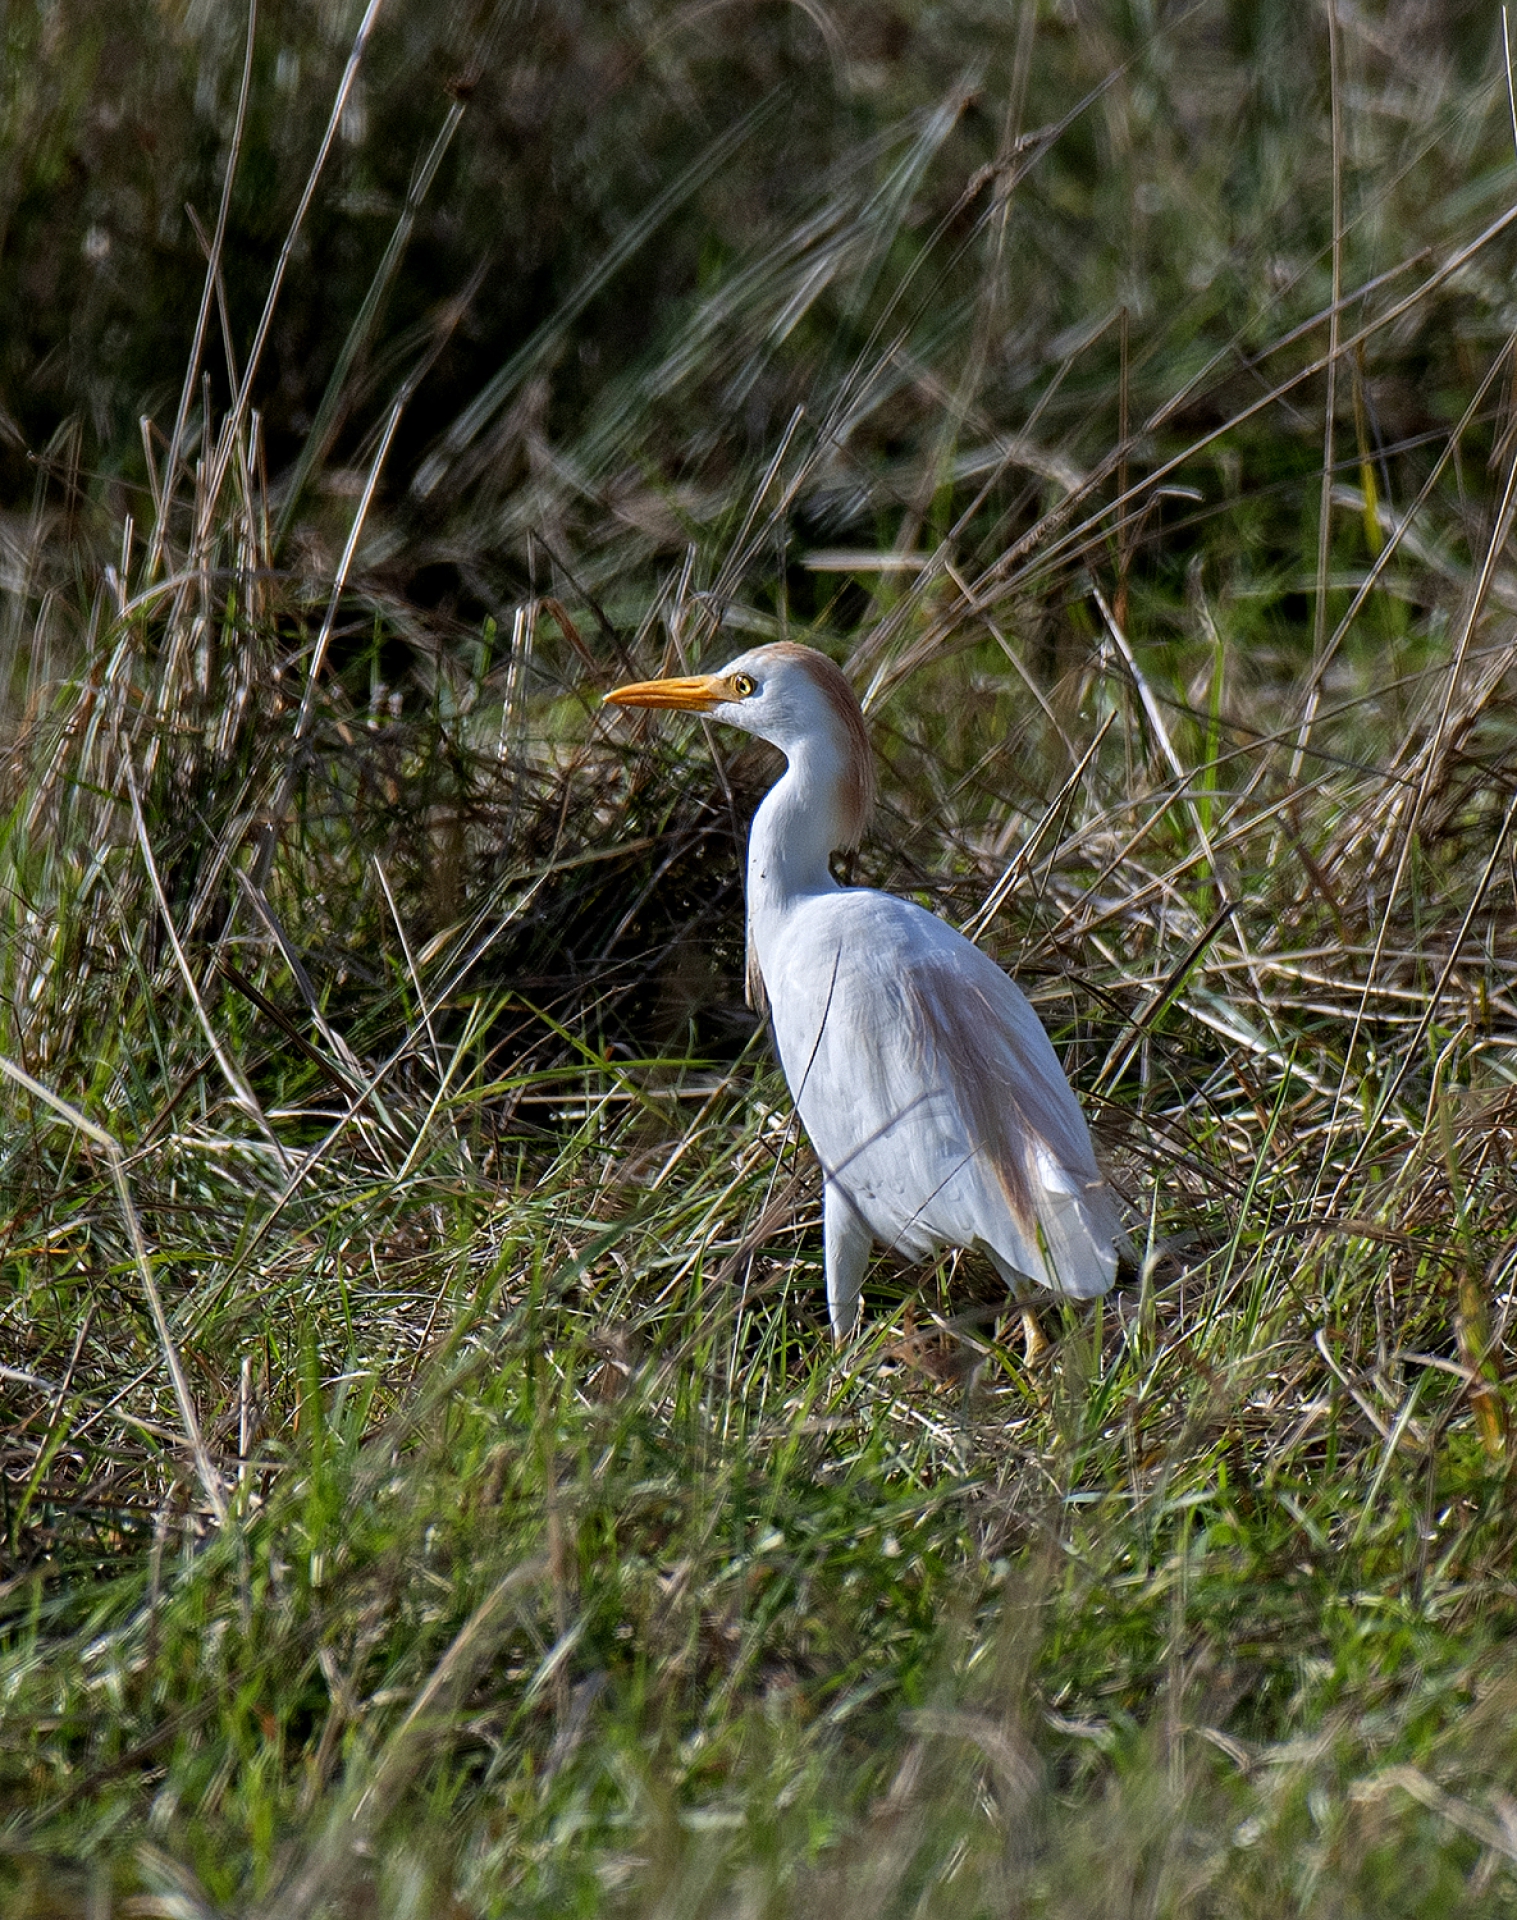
[731,673,756,698]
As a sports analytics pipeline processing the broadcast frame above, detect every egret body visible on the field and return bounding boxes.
[605,643,1127,1339]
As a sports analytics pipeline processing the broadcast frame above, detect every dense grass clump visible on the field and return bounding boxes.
[7,1,1517,1912]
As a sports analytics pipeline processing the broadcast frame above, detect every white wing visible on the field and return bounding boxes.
[759,889,1125,1297]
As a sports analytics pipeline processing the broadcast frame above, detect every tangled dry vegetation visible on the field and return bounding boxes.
[6,0,1517,1913]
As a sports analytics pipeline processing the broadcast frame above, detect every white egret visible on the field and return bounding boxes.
[605,642,1128,1340]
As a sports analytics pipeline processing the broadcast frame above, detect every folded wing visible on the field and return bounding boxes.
[769,893,1126,1298]
[905,944,1125,1296]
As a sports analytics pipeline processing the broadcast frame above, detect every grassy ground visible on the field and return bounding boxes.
[6,1,1517,1913]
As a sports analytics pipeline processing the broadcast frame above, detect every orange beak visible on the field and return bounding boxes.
[603,674,724,713]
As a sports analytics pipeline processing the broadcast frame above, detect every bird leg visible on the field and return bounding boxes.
[823,1185,871,1342]
[998,1280,1051,1367]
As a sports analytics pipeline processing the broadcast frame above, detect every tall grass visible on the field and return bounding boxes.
[5,0,1517,1912]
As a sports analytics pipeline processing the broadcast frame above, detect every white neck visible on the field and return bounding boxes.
[746,741,845,934]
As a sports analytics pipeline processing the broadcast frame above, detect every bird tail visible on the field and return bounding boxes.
[1029,1158,1129,1299]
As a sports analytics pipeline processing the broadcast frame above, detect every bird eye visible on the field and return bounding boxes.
[731,673,756,698]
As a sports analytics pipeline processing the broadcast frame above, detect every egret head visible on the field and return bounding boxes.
[605,642,875,847]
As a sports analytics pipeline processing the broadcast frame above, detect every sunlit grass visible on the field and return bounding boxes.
[6,1,1517,1913]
